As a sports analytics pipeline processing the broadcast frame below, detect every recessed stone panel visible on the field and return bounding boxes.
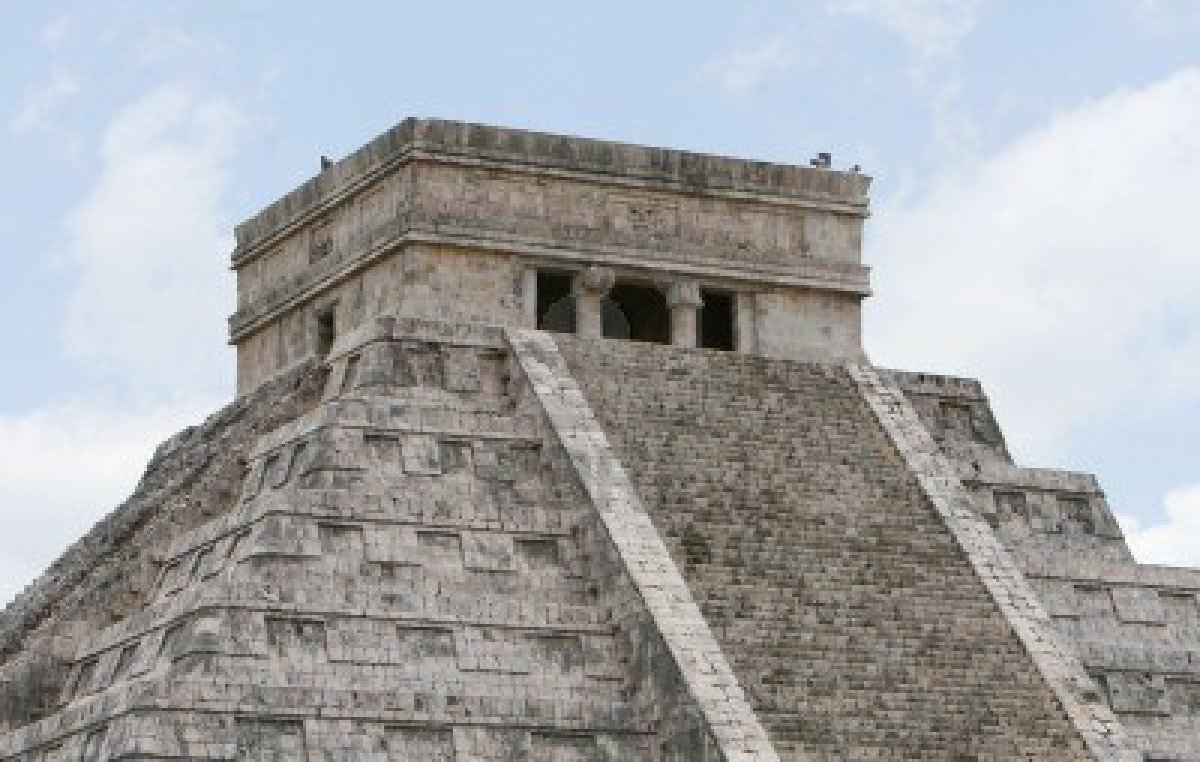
[403,434,442,475]
[1112,586,1167,625]
[1104,672,1171,715]
[514,536,560,570]
[528,633,584,676]
[452,726,529,761]
[530,731,598,761]
[264,617,327,661]
[455,627,530,674]
[462,531,515,572]
[442,346,482,392]
[235,717,307,760]
[415,530,462,568]
[364,524,418,566]
[385,726,454,760]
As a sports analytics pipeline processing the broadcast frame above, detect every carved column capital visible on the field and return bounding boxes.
[666,280,703,309]
[573,266,616,296]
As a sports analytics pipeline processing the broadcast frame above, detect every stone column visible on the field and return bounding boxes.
[735,291,757,353]
[572,266,615,337]
[521,266,539,328]
[666,281,703,347]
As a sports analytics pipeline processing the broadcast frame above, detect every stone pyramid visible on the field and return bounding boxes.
[2,119,1196,760]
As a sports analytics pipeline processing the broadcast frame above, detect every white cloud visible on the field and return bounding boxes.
[929,74,980,165]
[9,69,80,136]
[0,400,212,606]
[39,14,73,48]
[829,0,982,162]
[1119,484,1200,566]
[867,68,1200,463]
[135,26,231,69]
[828,0,981,62]
[61,84,241,398]
[704,36,795,96]
[1129,0,1200,24]
[0,84,244,606]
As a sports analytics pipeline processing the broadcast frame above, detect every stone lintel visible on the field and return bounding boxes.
[226,231,871,345]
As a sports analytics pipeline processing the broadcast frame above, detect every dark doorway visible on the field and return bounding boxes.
[315,307,336,359]
[608,283,669,343]
[536,271,575,333]
[699,289,735,351]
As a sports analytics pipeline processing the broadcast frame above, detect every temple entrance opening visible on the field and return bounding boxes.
[535,271,574,332]
[608,282,669,343]
[699,288,735,351]
[315,307,336,359]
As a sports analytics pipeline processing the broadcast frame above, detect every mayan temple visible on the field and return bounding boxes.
[2,118,1198,761]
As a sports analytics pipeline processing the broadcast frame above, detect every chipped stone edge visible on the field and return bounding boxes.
[508,329,783,762]
[848,363,1141,762]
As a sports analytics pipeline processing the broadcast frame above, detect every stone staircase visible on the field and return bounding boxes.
[556,336,1132,760]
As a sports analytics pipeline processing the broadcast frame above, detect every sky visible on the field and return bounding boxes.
[1,0,1199,605]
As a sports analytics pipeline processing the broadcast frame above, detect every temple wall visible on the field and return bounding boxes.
[235,246,527,393]
[228,119,872,396]
[235,166,411,311]
[409,161,865,269]
[754,288,863,362]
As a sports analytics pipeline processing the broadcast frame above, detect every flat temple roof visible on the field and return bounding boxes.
[233,117,872,257]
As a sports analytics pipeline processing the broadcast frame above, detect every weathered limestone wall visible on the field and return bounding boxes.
[235,245,527,394]
[399,246,526,325]
[234,164,413,312]
[888,371,1133,568]
[0,363,326,730]
[1,319,773,761]
[235,305,321,392]
[8,315,1194,759]
[1025,561,1200,756]
[851,364,1138,759]
[557,336,1102,759]
[406,160,866,272]
[753,288,863,362]
[232,119,870,265]
[891,370,1200,760]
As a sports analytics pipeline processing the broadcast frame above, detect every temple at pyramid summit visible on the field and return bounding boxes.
[2,118,1198,760]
